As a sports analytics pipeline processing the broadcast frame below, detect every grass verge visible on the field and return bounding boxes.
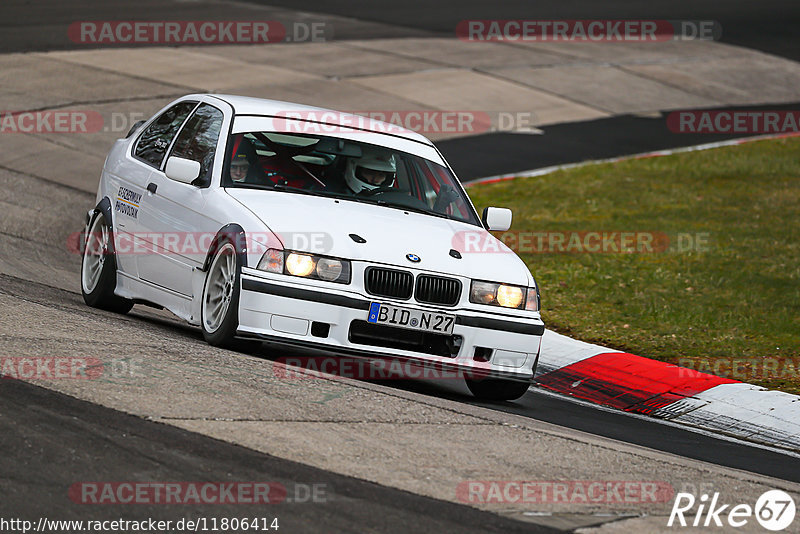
[467,137,800,394]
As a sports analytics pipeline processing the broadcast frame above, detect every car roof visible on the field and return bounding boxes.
[204,93,435,147]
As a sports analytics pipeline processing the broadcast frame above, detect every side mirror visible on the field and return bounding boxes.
[482,207,512,231]
[165,156,201,184]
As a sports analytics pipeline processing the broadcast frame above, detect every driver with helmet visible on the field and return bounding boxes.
[229,152,251,182]
[344,148,397,194]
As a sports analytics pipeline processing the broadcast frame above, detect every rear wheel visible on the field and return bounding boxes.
[466,377,531,401]
[201,241,241,347]
[80,211,133,314]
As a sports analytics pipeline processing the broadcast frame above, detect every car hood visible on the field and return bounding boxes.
[226,189,532,285]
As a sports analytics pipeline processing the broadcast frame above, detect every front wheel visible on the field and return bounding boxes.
[465,377,531,401]
[80,211,133,314]
[201,241,241,347]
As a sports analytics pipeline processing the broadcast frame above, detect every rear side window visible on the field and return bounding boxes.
[169,104,225,186]
[134,101,197,168]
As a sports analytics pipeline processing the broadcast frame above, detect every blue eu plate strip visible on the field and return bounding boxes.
[367,302,381,323]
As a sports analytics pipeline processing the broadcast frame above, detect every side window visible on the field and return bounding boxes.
[134,101,197,168]
[168,104,225,185]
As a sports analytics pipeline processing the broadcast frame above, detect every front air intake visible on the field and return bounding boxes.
[415,275,461,306]
[364,267,413,300]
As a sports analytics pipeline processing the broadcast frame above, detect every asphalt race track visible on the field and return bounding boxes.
[440,101,800,181]
[241,0,800,180]
[241,0,800,62]
[0,171,797,529]
[8,0,796,60]
[383,379,800,484]
[0,379,553,533]
[5,1,799,180]
[1,1,799,532]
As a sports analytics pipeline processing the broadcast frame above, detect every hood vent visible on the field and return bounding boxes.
[349,233,367,243]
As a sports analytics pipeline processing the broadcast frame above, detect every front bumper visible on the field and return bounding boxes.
[237,269,544,382]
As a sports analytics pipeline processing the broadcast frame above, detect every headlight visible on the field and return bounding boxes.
[316,257,344,281]
[469,280,526,309]
[497,284,524,308]
[470,281,498,305]
[286,253,315,277]
[257,249,351,284]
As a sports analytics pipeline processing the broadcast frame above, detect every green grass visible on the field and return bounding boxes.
[467,137,800,394]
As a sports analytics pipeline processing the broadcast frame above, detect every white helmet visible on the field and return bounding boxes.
[345,148,397,193]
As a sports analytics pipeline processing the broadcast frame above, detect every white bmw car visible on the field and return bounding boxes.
[81,94,544,400]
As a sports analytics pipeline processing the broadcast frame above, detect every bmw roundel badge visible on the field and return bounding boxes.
[406,253,421,263]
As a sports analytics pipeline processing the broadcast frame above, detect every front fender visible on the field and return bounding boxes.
[82,197,117,266]
[202,223,249,272]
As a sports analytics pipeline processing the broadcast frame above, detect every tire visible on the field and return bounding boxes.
[81,211,134,314]
[465,377,531,401]
[201,240,242,347]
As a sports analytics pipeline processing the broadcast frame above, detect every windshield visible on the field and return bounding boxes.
[222,131,481,226]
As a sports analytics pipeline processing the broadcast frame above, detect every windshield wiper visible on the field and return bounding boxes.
[272,184,354,200]
[226,182,331,196]
[225,183,274,191]
[369,199,450,219]
[272,183,315,195]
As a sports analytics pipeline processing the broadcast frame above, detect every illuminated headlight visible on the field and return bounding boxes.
[470,280,526,309]
[258,249,351,284]
[286,253,315,277]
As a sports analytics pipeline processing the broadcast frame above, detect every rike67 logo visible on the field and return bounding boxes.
[668,490,796,531]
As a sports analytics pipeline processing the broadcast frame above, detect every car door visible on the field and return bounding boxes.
[136,102,226,296]
[120,100,198,277]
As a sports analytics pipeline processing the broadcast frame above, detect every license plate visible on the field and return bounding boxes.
[367,302,455,335]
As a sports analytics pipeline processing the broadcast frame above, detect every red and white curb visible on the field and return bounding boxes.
[466,135,800,452]
[535,330,800,452]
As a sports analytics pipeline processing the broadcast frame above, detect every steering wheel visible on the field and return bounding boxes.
[357,186,398,196]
